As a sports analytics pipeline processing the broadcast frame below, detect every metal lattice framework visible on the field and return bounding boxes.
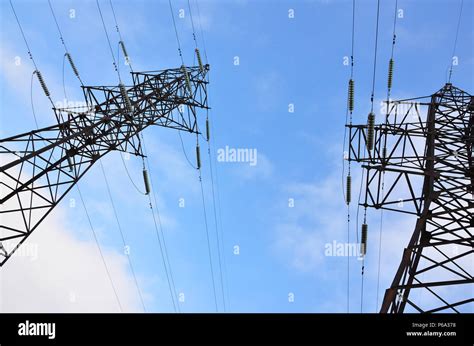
[0,65,209,266]
[348,84,473,313]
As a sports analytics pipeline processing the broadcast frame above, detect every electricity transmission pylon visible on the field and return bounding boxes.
[0,65,209,266]
[348,83,473,313]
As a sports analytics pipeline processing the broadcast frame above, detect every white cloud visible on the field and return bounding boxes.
[0,205,146,312]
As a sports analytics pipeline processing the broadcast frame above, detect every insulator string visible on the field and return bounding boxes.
[10,0,55,106]
[194,0,209,64]
[48,0,84,86]
[109,0,133,73]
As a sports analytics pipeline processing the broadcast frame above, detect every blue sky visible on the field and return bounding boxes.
[0,0,473,313]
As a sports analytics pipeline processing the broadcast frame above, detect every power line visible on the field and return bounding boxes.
[448,0,464,82]
[176,86,225,312]
[370,0,381,113]
[31,91,124,313]
[26,59,123,315]
[192,1,229,305]
[109,0,125,50]
[48,0,84,86]
[195,0,209,63]
[96,0,122,81]
[197,144,219,312]
[95,0,181,312]
[120,153,147,195]
[356,161,365,312]
[360,258,365,313]
[389,0,399,63]
[50,0,85,104]
[187,1,228,307]
[168,0,185,66]
[376,0,399,312]
[48,0,69,52]
[140,136,181,313]
[93,4,156,310]
[346,199,351,312]
[48,6,136,312]
[168,0,220,311]
[375,198,385,311]
[147,178,181,313]
[360,0,381,313]
[10,0,55,107]
[77,185,124,312]
[342,0,357,313]
[109,0,133,73]
[178,130,198,169]
[207,141,230,311]
[187,0,205,70]
[62,54,69,100]
[101,0,146,195]
[18,0,123,310]
[30,72,40,129]
[342,0,356,204]
[210,136,231,310]
[202,78,227,311]
[348,86,473,312]
[99,159,147,312]
[9,0,38,71]
[187,0,199,49]
[48,15,136,311]
[146,192,179,312]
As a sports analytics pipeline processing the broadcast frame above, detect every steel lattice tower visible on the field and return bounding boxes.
[348,83,473,313]
[0,65,209,267]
